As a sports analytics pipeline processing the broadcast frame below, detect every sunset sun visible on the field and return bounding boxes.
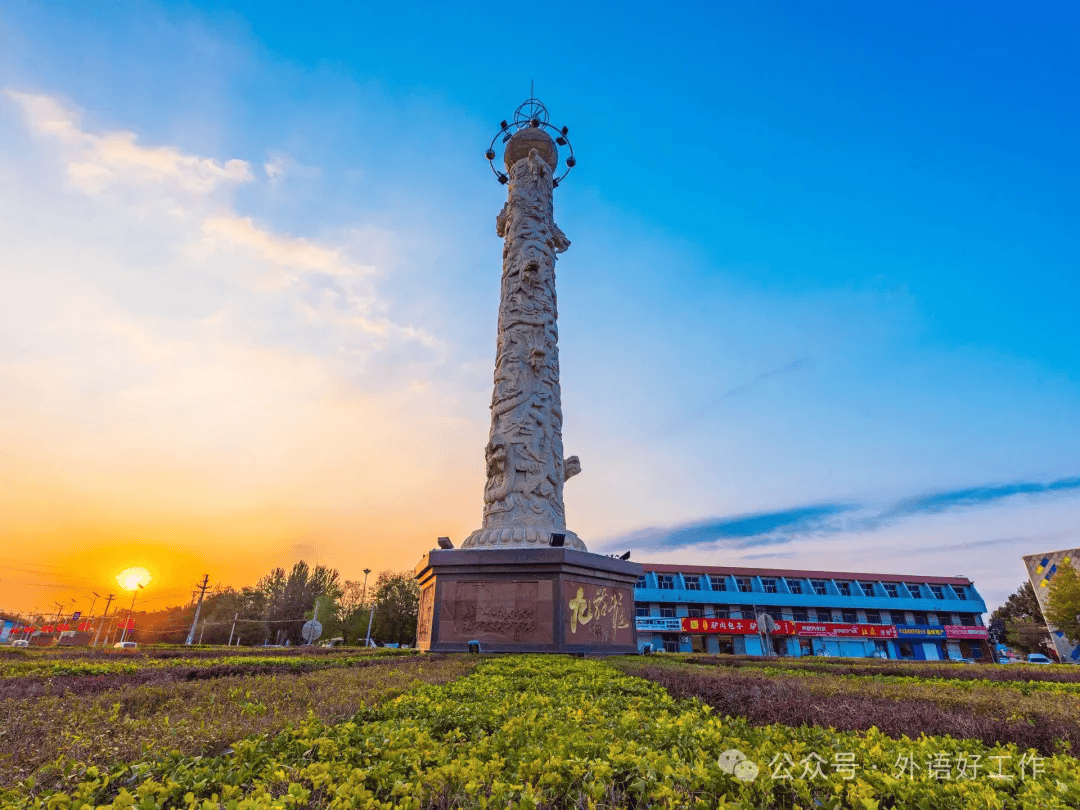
[116,566,153,591]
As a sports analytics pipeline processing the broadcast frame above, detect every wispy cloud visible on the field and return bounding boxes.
[611,503,852,552]
[667,357,812,434]
[6,90,252,193]
[882,478,1080,521]
[599,475,1080,553]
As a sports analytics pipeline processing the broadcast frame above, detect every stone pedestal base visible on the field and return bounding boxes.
[414,548,642,655]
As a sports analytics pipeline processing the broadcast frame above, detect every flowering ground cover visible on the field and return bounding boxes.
[661,653,1080,685]
[619,658,1080,757]
[2,654,1078,809]
[0,648,416,680]
[0,654,474,792]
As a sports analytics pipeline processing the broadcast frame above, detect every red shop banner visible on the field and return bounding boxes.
[791,622,898,639]
[680,618,905,639]
[681,617,759,634]
[944,625,989,640]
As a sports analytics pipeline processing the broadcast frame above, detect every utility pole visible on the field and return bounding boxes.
[118,584,142,645]
[88,592,100,619]
[93,594,115,647]
[185,575,210,646]
[228,612,239,646]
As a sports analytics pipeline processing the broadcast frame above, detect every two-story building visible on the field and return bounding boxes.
[634,563,990,660]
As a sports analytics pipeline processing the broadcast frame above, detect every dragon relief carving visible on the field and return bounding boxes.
[467,144,585,548]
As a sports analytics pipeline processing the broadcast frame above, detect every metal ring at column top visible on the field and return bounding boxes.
[485,97,576,188]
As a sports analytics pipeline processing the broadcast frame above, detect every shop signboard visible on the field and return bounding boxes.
[680,617,760,634]
[896,624,947,639]
[857,624,898,638]
[793,622,862,638]
[944,625,989,640]
[635,616,683,632]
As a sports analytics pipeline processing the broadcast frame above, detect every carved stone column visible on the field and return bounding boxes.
[462,126,585,551]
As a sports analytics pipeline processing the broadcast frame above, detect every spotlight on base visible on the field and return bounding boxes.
[468,640,482,654]
[619,551,631,560]
[437,536,454,550]
[549,533,566,547]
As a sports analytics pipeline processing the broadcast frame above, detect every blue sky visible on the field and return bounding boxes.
[1,2,1078,614]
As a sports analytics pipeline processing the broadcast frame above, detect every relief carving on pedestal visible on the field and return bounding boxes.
[417,585,435,644]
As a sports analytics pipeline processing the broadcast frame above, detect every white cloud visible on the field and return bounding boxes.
[263,151,321,183]
[200,215,366,278]
[0,89,455,479]
[5,89,253,193]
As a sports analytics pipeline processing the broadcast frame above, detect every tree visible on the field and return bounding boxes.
[325,580,370,645]
[990,580,1042,624]
[369,571,420,646]
[1045,562,1080,643]
[991,580,1052,655]
[258,561,342,644]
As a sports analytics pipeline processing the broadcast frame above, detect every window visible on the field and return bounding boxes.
[865,609,881,624]
[635,606,649,617]
[762,577,778,594]
[836,581,852,597]
[786,578,803,594]
[811,580,828,596]
[859,582,876,597]
[883,583,898,598]
[766,608,783,622]
[660,607,676,619]
[905,583,923,597]
[658,574,674,590]
[688,607,703,618]
[898,642,915,659]
[804,608,817,622]
[929,585,945,600]
[952,585,967,600]
[736,577,753,593]
[792,608,808,622]
[842,610,857,623]
[709,575,727,591]
[912,611,928,625]
[831,609,844,622]
[661,634,679,653]
[635,575,648,589]
[712,606,729,618]
[685,575,701,591]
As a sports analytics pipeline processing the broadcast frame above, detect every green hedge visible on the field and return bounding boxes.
[4,656,1078,809]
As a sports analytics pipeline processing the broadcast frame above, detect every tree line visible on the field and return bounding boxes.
[126,561,420,646]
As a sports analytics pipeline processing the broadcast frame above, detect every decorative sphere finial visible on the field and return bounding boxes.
[485,94,576,186]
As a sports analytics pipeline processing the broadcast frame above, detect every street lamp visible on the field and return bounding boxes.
[118,584,143,645]
[88,592,100,618]
[358,568,372,647]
